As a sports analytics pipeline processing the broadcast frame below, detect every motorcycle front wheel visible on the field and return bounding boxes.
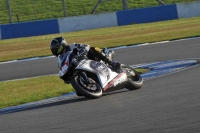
[71,75,102,99]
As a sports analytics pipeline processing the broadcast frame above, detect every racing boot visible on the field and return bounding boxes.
[102,48,115,61]
[100,48,121,72]
[94,47,121,72]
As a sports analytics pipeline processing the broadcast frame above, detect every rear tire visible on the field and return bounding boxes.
[121,64,143,90]
[71,75,102,99]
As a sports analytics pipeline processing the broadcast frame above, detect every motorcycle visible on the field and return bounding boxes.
[58,49,143,99]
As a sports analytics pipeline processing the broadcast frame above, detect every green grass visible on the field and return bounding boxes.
[0,17,200,109]
[0,0,197,24]
[0,75,74,109]
[0,17,200,62]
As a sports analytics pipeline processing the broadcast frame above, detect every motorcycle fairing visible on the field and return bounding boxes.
[58,51,72,77]
[75,59,120,88]
[90,61,109,78]
[103,71,127,91]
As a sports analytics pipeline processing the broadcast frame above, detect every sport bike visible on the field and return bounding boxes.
[58,50,143,99]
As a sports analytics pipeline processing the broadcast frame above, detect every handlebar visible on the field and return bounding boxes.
[71,49,88,65]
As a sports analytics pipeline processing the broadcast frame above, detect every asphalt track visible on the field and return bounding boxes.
[1,38,200,133]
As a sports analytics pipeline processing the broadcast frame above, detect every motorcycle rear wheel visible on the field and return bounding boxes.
[121,64,143,90]
[71,75,102,99]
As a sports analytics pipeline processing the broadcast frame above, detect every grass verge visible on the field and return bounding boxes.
[0,75,74,109]
[0,17,200,62]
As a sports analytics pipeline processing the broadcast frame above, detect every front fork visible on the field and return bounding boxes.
[80,71,91,84]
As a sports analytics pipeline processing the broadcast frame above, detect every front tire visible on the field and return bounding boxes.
[71,75,102,99]
[121,64,143,90]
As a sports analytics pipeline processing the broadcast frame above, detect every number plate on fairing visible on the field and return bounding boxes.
[90,61,109,78]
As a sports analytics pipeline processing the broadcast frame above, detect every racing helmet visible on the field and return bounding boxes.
[50,37,70,56]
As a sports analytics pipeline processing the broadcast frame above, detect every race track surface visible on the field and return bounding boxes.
[0,38,200,133]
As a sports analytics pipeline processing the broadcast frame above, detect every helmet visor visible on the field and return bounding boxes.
[57,45,64,55]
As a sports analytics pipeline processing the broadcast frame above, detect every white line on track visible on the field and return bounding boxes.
[0,56,55,65]
[0,74,58,83]
[1,37,200,65]
[0,40,178,65]
[1,36,200,65]
[1,37,200,82]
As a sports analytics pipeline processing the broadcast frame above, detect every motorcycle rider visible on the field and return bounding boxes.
[50,36,121,78]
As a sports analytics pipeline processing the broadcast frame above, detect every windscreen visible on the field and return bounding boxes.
[57,51,71,67]
[58,51,72,77]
